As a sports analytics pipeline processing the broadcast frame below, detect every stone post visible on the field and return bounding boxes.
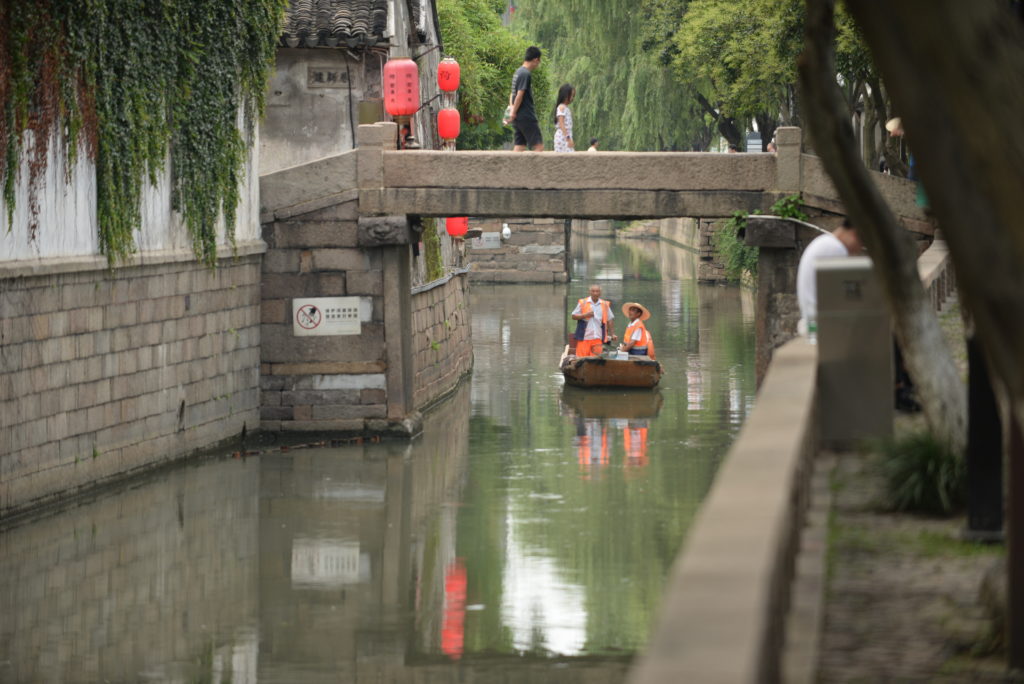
[357,123,413,422]
[775,126,803,195]
[357,122,397,193]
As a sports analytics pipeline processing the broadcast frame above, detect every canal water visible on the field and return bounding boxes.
[0,236,756,683]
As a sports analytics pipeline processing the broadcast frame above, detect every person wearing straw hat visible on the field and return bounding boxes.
[618,302,655,359]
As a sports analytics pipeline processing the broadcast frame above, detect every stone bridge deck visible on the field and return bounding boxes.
[262,124,929,234]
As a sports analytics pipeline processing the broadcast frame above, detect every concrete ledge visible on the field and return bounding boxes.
[0,240,266,279]
[917,239,955,313]
[800,154,927,227]
[917,238,950,290]
[628,337,818,684]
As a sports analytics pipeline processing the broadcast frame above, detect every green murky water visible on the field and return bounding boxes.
[0,237,755,683]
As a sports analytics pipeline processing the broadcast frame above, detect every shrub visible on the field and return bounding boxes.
[879,431,966,515]
[713,211,758,282]
[422,217,445,282]
[713,194,809,283]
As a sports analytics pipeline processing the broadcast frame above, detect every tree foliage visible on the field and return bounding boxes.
[511,0,708,151]
[436,0,549,149]
[671,0,804,147]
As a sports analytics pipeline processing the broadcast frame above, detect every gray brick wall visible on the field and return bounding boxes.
[411,274,473,410]
[0,253,263,516]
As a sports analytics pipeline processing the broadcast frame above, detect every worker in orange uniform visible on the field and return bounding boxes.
[571,284,616,357]
[618,302,656,359]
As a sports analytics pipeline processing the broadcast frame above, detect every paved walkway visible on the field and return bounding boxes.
[816,298,1015,682]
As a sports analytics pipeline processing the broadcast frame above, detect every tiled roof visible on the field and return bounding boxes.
[280,0,389,48]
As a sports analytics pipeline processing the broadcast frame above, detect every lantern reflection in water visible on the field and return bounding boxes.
[441,558,467,660]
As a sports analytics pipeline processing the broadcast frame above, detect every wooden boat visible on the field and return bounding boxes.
[559,345,664,389]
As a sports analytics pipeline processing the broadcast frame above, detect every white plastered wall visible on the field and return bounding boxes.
[1,116,260,262]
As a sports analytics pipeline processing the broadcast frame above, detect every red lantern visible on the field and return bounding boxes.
[437,57,461,92]
[383,57,419,117]
[438,108,461,141]
[446,217,468,237]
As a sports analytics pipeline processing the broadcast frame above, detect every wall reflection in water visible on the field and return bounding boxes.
[0,458,261,683]
[257,381,471,681]
[0,236,752,684]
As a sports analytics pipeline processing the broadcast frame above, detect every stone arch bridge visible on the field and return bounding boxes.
[258,123,927,435]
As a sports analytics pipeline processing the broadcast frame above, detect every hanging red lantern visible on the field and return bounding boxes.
[437,57,461,92]
[383,57,419,118]
[446,217,468,237]
[438,108,461,141]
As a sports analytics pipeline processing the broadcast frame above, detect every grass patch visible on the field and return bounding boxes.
[878,430,965,515]
[833,523,1003,559]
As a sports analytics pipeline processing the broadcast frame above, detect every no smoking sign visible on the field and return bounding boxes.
[292,297,362,336]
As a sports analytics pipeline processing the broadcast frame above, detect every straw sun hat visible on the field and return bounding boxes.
[622,302,651,321]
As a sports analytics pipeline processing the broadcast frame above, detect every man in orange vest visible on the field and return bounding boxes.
[571,284,617,357]
[618,302,655,359]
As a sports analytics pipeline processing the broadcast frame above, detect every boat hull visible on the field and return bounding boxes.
[560,350,663,389]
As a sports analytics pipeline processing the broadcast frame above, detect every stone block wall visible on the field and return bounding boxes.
[698,218,730,283]
[410,273,473,410]
[0,249,263,516]
[260,196,392,433]
[467,218,568,283]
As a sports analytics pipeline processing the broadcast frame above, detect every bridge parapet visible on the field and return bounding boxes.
[358,124,786,219]
[801,153,931,237]
[354,124,929,230]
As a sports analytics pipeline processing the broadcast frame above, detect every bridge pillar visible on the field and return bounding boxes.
[357,216,416,421]
[745,215,829,385]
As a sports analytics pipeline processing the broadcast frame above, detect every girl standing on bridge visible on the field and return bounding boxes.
[552,83,575,152]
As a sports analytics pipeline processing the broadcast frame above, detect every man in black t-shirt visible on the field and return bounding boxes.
[508,46,543,151]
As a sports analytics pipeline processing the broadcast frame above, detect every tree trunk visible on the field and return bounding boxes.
[830,0,1024,668]
[694,92,743,148]
[866,76,906,177]
[755,112,778,151]
[798,0,967,457]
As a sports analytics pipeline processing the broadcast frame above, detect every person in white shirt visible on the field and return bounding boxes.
[796,218,863,335]
[570,284,617,357]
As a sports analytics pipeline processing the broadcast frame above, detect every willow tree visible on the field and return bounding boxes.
[667,0,806,149]
[512,0,707,151]
[436,0,549,150]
